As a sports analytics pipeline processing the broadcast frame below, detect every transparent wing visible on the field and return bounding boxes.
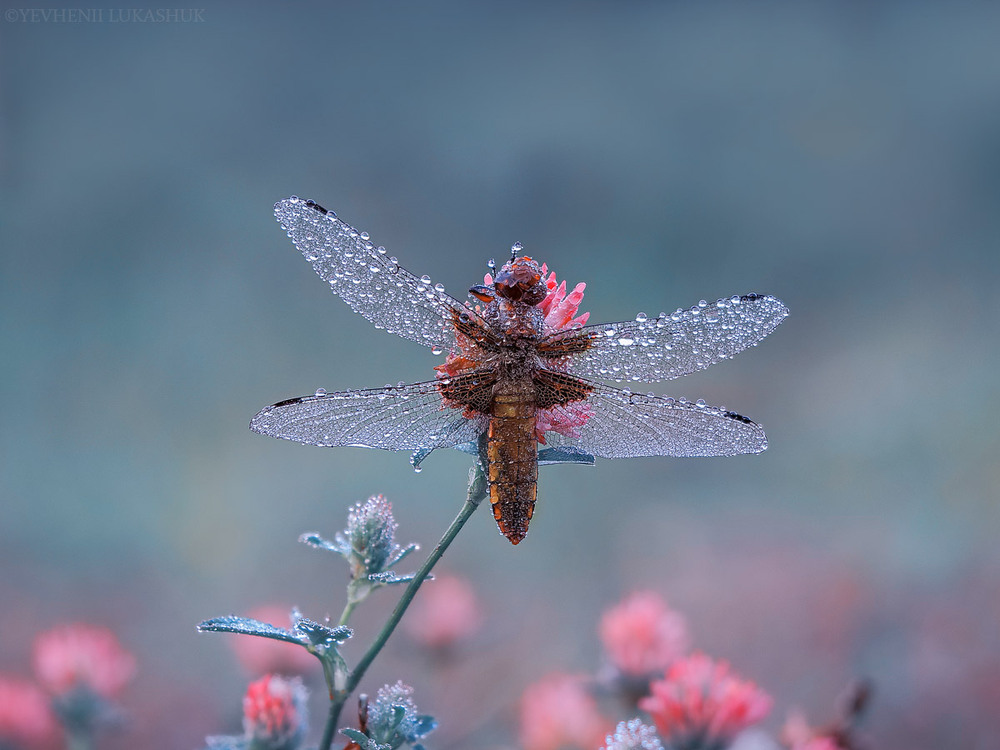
[541,380,768,458]
[250,380,485,451]
[553,294,788,383]
[275,197,481,349]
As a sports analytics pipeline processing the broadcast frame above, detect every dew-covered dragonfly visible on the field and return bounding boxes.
[251,197,788,544]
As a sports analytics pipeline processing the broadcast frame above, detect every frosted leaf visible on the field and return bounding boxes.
[553,293,788,383]
[250,379,485,452]
[274,197,484,350]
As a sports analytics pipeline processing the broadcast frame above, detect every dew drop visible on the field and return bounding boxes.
[696,399,706,407]
[314,388,327,397]
[360,231,370,241]
[431,346,444,355]
[635,312,648,323]
[420,275,432,284]
[617,337,635,346]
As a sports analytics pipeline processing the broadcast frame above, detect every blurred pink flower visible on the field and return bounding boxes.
[403,574,483,649]
[639,652,772,748]
[780,709,846,750]
[231,606,318,677]
[32,624,135,699]
[520,673,610,750]
[243,674,308,750]
[600,591,690,677]
[0,676,57,747]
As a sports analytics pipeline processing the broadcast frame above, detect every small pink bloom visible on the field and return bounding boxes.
[535,401,594,443]
[33,624,135,699]
[231,606,318,677]
[243,674,308,750]
[520,673,609,750]
[0,676,57,747]
[600,591,690,677]
[537,264,590,333]
[639,653,772,747]
[404,574,483,649]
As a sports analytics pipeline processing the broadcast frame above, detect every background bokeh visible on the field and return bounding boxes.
[2,2,998,748]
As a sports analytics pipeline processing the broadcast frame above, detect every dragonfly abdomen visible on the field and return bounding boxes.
[487,385,538,545]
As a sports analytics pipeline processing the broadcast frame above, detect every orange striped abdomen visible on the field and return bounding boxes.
[487,388,537,545]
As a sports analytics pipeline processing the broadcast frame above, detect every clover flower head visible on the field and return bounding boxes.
[362,681,436,749]
[0,676,57,747]
[602,718,664,750]
[536,263,590,333]
[344,495,399,575]
[33,624,136,699]
[600,591,690,677]
[520,673,609,750]
[242,674,308,750]
[639,652,772,750]
[535,263,595,442]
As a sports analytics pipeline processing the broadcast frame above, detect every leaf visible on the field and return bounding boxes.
[299,531,345,553]
[197,616,308,646]
[537,446,596,465]
[340,728,389,750]
[411,715,438,737]
[387,543,419,568]
[368,571,417,586]
[295,617,352,647]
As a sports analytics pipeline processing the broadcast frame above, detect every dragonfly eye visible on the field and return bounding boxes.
[469,284,495,303]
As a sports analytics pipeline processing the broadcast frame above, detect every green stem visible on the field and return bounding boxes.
[338,598,358,628]
[318,464,488,750]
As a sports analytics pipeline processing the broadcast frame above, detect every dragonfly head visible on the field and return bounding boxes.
[493,255,547,305]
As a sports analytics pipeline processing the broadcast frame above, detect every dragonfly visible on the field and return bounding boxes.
[251,197,788,544]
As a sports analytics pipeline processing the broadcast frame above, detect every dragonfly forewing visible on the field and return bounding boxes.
[275,197,485,351]
[556,293,788,383]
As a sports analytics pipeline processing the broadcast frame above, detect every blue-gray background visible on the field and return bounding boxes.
[2,2,998,748]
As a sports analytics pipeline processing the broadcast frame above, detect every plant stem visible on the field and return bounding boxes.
[318,464,488,750]
[337,598,358,628]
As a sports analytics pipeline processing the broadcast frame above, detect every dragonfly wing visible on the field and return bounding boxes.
[250,380,485,451]
[553,294,788,383]
[275,197,483,350]
[540,380,768,458]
